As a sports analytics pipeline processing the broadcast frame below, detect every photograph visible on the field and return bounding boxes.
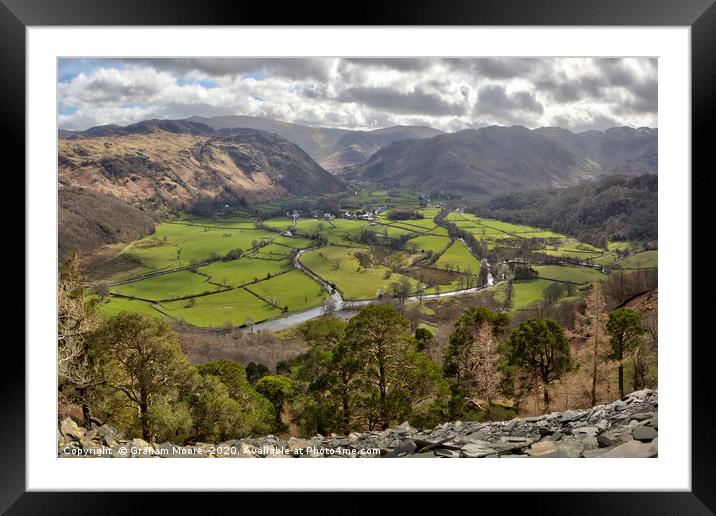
[56,56,660,460]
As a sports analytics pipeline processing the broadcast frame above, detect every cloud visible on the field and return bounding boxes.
[338,86,468,116]
[57,57,657,132]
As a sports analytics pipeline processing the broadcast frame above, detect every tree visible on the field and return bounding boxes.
[444,307,509,417]
[504,318,572,412]
[58,253,102,426]
[606,308,645,397]
[574,280,609,406]
[90,313,195,440]
[255,375,294,432]
[245,362,270,385]
[415,327,433,352]
[342,305,445,430]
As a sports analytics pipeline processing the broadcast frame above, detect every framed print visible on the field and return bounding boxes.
[7,0,711,512]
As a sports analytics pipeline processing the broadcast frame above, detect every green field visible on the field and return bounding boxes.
[511,279,559,310]
[126,223,275,269]
[533,265,607,284]
[300,246,421,300]
[405,234,451,254]
[618,250,658,269]
[161,288,282,327]
[433,240,481,272]
[198,257,290,287]
[93,296,166,319]
[246,269,327,312]
[110,270,222,301]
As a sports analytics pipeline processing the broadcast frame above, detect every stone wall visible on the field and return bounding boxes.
[58,389,657,459]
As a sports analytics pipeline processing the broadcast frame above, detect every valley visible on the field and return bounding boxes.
[87,185,656,336]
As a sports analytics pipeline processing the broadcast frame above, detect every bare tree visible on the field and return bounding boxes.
[58,254,103,426]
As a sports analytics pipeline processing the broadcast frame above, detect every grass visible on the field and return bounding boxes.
[246,269,327,312]
[161,287,282,328]
[93,296,166,319]
[125,222,275,269]
[300,246,422,300]
[198,257,291,287]
[405,235,451,254]
[511,279,558,310]
[433,240,481,273]
[110,270,222,301]
[618,250,658,269]
[533,265,607,284]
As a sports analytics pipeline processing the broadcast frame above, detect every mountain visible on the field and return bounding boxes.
[58,120,344,211]
[471,174,658,245]
[186,115,443,171]
[344,126,657,195]
[58,186,156,259]
[534,126,657,176]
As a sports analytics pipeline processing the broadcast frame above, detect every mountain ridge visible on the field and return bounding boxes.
[343,125,657,195]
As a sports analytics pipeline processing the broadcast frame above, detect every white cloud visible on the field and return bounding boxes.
[58,58,657,132]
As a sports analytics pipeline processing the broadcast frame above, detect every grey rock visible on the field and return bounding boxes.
[598,427,633,448]
[597,438,658,458]
[434,448,460,458]
[59,418,85,441]
[631,426,658,442]
[572,426,599,438]
[460,442,496,458]
[384,440,417,457]
[560,410,583,422]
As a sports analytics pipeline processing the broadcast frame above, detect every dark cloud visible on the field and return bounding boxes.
[475,85,544,122]
[342,58,435,71]
[338,86,467,116]
[446,58,538,79]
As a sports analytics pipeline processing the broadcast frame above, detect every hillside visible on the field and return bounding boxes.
[344,126,657,195]
[471,174,658,244]
[59,120,344,209]
[58,186,156,259]
[186,115,443,171]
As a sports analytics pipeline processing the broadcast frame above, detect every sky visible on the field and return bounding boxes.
[58,57,657,133]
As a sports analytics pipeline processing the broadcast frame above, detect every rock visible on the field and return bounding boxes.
[287,437,309,454]
[596,419,609,431]
[628,412,655,422]
[406,451,435,458]
[59,417,85,441]
[597,439,658,458]
[542,431,563,442]
[649,416,658,429]
[581,448,610,458]
[434,448,460,458]
[466,427,491,442]
[129,438,155,457]
[384,440,417,457]
[460,442,496,458]
[572,426,599,438]
[598,428,633,448]
[553,436,584,457]
[560,410,583,422]
[631,426,658,442]
[528,441,558,457]
[492,438,533,455]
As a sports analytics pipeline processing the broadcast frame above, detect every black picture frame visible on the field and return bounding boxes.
[6,0,709,512]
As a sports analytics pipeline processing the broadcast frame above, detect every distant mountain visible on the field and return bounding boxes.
[344,126,657,195]
[59,120,343,209]
[471,174,658,245]
[186,115,443,171]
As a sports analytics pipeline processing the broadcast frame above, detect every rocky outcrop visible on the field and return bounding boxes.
[58,389,657,458]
